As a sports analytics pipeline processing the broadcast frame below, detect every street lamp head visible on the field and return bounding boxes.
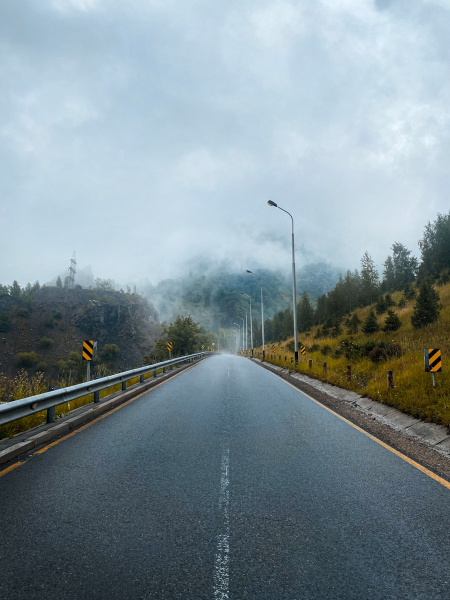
[267,200,278,207]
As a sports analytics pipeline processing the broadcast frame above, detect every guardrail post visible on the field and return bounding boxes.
[94,391,100,403]
[140,374,144,383]
[153,369,157,377]
[163,366,166,373]
[121,381,127,391]
[47,406,55,423]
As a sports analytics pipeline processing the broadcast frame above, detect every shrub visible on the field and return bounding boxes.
[14,351,38,368]
[100,344,120,362]
[17,308,30,318]
[368,347,387,363]
[386,343,402,358]
[52,311,63,320]
[309,344,320,352]
[36,362,48,371]
[320,345,332,356]
[341,338,362,360]
[0,313,11,332]
[330,324,342,338]
[44,316,55,328]
[39,337,54,349]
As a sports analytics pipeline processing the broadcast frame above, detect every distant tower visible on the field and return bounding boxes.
[67,252,77,288]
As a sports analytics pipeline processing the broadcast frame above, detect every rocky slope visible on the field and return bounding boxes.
[0,287,163,380]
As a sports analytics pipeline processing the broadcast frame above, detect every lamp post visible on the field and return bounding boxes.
[246,270,265,361]
[239,307,248,352]
[233,323,240,352]
[240,292,253,357]
[267,200,298,365]
[236,316,244,352]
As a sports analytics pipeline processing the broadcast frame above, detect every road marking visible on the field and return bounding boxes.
[0,366,196,478]
[282,378,450,490]
[213,445,230,600]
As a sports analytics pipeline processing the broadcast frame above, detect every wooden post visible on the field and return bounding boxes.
[323,362,327,375]
[387,370,393,393]
[347,365,351,381]
[309,359,313,369]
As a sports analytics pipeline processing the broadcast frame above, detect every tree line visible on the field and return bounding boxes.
[256,212,449,343]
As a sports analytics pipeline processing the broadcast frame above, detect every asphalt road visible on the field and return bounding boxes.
[1,354,449,599]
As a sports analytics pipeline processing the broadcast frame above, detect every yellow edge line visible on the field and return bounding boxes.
[282,378,450,490]
[0,365,195,478]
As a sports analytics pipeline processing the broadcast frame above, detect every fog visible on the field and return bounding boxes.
[1,0,449,288]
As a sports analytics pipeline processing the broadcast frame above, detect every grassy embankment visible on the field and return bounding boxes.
[252,283,450,426]
[0,369,166,439]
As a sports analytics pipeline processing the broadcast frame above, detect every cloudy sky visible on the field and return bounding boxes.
[1,0,450,288]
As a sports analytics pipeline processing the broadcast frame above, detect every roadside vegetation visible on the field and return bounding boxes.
[254,280,450,426]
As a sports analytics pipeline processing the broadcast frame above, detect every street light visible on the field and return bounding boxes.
[233,323,241,352]
[240,292,253,357]
[236,316,244,352]
[246,270,265,361]
[240,306,248,353]
[267,200,298,365]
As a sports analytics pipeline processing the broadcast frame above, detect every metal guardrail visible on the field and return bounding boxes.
[0,352,212,427]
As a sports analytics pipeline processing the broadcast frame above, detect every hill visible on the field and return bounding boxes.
[260,282,450,426]
[140,261,341,330]
[0,286,162,383]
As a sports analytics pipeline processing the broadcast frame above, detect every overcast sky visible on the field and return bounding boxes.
[1,0,450,288]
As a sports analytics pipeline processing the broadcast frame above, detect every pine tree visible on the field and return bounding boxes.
[362,310,379,334]
[418,212,450,279]
[346,313,361,334]
[297,292,315,332]
[56,276,63,288]
[360,252,380,305]
[411,279,441,328]
[383,310,401,332]
[375,296,388,315]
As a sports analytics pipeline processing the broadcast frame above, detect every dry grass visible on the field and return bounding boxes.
[259,282,450,426]
[0,368,164,439]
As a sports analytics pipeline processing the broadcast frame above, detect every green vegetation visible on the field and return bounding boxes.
[411,279,441,329]
[100,344,120,363]
[257,280,450,426]
[0,313,11,332]
[14,351,38,368]
[38,336,54,349]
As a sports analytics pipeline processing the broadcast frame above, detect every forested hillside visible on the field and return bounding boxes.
[140,261,341,332]
[261,212,450,343]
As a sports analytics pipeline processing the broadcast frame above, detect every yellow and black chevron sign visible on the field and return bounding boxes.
[82,340,94,361]
[300,345,306,355]
[425,348,442,372]
[272,347,276,354]
[167,341,173,352]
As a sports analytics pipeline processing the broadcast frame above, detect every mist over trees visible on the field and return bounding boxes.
[260,211,449,342]
[1,211,448,351]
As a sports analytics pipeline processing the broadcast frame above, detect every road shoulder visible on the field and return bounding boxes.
[252,358,450,482]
